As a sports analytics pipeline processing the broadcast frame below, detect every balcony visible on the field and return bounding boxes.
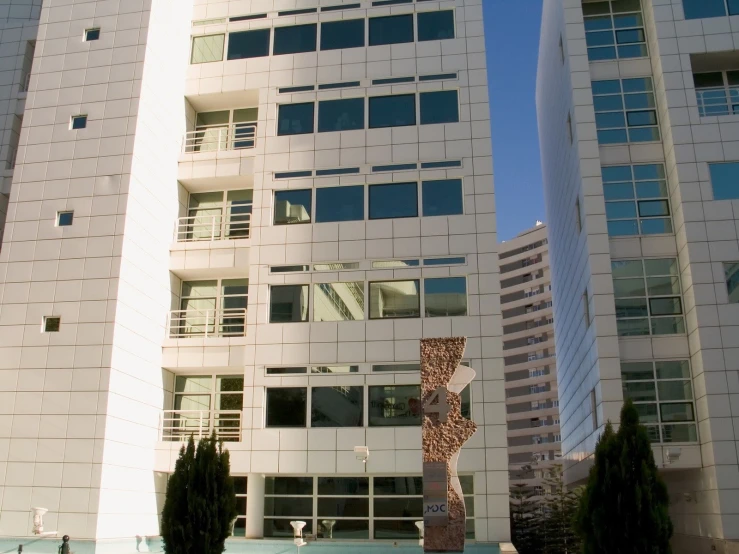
[183,122,257,153]
[175,213,251,242]
[160,409,242,442]
[168,308,247,338]
[695,85,739,117]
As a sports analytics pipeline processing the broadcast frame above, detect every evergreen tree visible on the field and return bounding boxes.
[510,482,543,554]
[575,400,673,554]
[540,465,581,554]
[161,434,238,554]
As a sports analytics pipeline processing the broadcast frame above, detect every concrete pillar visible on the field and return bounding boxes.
[245,473,265,538]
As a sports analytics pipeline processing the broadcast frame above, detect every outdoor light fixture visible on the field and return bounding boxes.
[354,445,369,463]
[31,508,57,536]
[665,447,682,465]
[290,521,307,550]
[321,520,336,539]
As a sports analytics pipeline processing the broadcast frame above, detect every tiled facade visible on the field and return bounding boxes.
[538,0,739,552]
[0,0,509,550]
[500,223,561,496]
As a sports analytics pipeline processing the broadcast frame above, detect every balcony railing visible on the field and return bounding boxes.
[168,308,247,338]
[174,213,251,242]
[183,122,257,153]
[696,86,739,117]
[160,409,242,441]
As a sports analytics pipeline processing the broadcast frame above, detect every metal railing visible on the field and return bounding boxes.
[160,409,242,441]
[183,122,257,153]
[174,213,251,242]
[696,86,739,117]
[20,73,31,93]
[168,308,247,338]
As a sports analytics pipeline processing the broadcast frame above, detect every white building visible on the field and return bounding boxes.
[538,0,739,552]
[500,223,561,496]
[0,0,509,550]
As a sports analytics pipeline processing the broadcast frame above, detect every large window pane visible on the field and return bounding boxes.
[657,381,693,401]
[374,520,419,539]
[277,103,314,136]
[417,10,455,41]
[660,402,694,422]
[318,98,364,132]
[369,15,414,46]
[274,189,311,225]
[264,497,313,517]
[725,262,739,303]
[655,360,691,380]
[270,285,309,323]
[374,497,422,518]
[314,282,365,322]
[622,381,656,402]
[227,29,270,60]
[662,424,698,442]
[368,385,421,426]
[621,362,655,381]
[192,35,224,63]
[320,519,369,539]
[321,19,365,50]
[273,24,317,55]
[318,477,369,495]
[369,95,416,128]
[422,179,463,216]
[374,476,423,495]
[265,477,313,495]
[709,162,739,200]
[425,277,467,317]
[312,386,363,427]
[369,280,420,319]
[369,182,418,219]
[682,0,727,19]
[420,91,459,124]
[317,497,369,517]
[266,388,307,427]
[265,519,312,538]
[315,185,364,222]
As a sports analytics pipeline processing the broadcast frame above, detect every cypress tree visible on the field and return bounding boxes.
[161,434,238,554]
[575,400,673,554]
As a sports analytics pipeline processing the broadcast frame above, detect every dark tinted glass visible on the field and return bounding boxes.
[374,497,422,518]
[273,24,317,55]
[264,497,313,516]
[265,476,314,495]
[682,0,727,19]
[266,387,307,427]
[318,477,369,495]
[318,98,364,132]
[311,386,363,427]
[227,29,270,59]
[369,94,416,128]
[369,182,418,219]
[277,103,314,135]
[368,385,422,426]
[709,162,739,200]
[417,10,455,41]
[58,212,74,226]
[274,189,312,224]
[72,116,87,129]
[369,14,414,45]
[317,497,369,517]
[269,284,309,322]
[374,476,423,495]
[321,19,365,50]
[420,91,459,124]
[265,519,312,538]
[315,185,364,222]
[422,179,463,216]
[85,28,100,41]
[374,520,419,539]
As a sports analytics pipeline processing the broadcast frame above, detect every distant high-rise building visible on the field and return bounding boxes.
[500,223,560,495]
[538,0,739,551]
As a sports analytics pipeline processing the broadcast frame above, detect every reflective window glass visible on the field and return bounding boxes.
[369,94,416,128]
[417,10,455,41]
[369,182,418,219]
[424,277,467,317]
[321,19,365,50]
[315,185,364,222]
[192,34,224,63]
[369,15,414,46]
[368,385,422,426]
[369,280,420,319]
[277,102,314,136]
[726,262,739,303]
[422,179,463,216]
[227,29,270,60]
[273,24,317,55]
[420,91,459,124]
[318,98,364,132]
[274,189,311,225]
[266,387,307,427]
[314,282,365,321]
[682,0,728,19]
[709,162,739,200]
[270,285,309,323]
[311,386,364,427]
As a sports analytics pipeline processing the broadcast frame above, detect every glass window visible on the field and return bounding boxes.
[264,477,313,538]
[43,316,60,332]
[182,189,253,241]
[709,162,739,200]
[57,211,74,226]
[422,179,463,216]
[318,98,364,132]
[266,388,307,427]
[232,476,248,536]
[592,78,659,144]
[273,24,317,55]
[227,29,270,60]
[584,0,647,61]
[170,375,243,441]
[417,10,455,41]
[321,19,365,50]
[192,34,224,63]
[85,28,100,41]
[726,263,739,303]
[420,91,459,124]
[369,280,420,319]
[372,363,421,372]
[176,279,247,338]
[603,164,672,236]
[694,70,739,117]
[612,258,684,336]
[312,365,359,374]
[424,277,467,317]
[369,182,418,219]
[683,0,732,20]
[312,386,364,427]
[71,115,87,129]
[369,385,421,426]
[315,185,364,223]
[270,285,309,323]
[369,15,414,46]
[314,282,365,321]
[369,94,416,128]
[274,189,312,225]
[277,102,315,136]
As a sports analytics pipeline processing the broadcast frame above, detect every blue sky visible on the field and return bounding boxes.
[483,0,545,241]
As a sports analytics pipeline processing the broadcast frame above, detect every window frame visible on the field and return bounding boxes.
[71,115,87,130]
[592,77,660,145]
[269,284,310,323]
[583,0,648,62]
[84,28,101,41]
[57,211,74,227]
[368,13,415,46]
[708,161,739,200]
[272,23,318,56]
[273,189,313,225]
[682,0,738,20]
[419,89,460,125]
[277,102,316,136]
[226,27,271,60]
[416,9,456,42]
[725,262,739,303]
[693,70,739,117]
[184,189,253,240]
[317,97,366,133]
[320,18,366,51]
[368,182,419,220]
[191,33,226,64]
[368,279,421,320]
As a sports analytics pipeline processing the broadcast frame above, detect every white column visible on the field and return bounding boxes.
[245,473,265,538]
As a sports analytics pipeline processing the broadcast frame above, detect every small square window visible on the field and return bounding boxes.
[227,29,270,60]
[85,28,100,41]
[369,182,418,219]
[321,19,365,50]
[420,91,459,125]
[270,285,309,323]
[369,94,416,128]
[71,115,87,130]
[425,277,467,317]
[43,316,61,333]
[266,387,307,427]
[277,102,315,136]
[369,14,414,46]
[725,263,739,303]
[417,10,455,42]
[57,211,74,226]
[273,24,317,55]
[422,179,463,216]
[274,190,312,225]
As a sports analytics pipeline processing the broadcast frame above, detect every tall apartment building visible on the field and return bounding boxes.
[0,0,509,550]
[500,223,561,495]
[538,0,739,552]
